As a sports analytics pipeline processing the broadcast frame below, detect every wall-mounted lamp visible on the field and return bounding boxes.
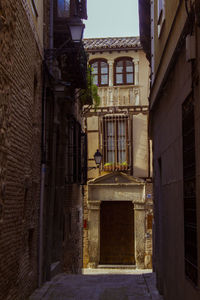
[88,150,102,173]
[94,149,102,167]
[69,17,85,42]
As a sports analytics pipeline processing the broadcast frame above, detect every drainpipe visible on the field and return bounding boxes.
[49,0,54,50]
[38,0,54,286]
[46,0,55,281]
[38,62,46,287]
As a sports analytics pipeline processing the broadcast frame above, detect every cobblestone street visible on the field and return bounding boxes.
[30,269,163,300]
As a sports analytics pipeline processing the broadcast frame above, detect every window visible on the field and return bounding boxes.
[90,59,109,86]
[102,115,130,171]
[31,0,38,17]
[65,117,82,184]
[182,96,198,285]
[157,0,165,37]
[57,0,70,17]
[114,58,134,85]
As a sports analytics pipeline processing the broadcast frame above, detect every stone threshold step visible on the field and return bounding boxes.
[97,265,136,269]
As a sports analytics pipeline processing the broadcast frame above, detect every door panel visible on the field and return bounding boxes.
[100,201,135,264]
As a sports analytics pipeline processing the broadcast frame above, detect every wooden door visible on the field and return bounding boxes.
[100,201,135,264]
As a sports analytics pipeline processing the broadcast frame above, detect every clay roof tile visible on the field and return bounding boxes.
[83,36,141,51]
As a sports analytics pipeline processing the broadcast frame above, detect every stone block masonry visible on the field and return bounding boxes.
[0,0,42,299]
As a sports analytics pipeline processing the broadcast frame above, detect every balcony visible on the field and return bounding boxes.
[98,85,140,107]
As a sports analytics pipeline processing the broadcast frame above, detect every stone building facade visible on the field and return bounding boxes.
[139,0,200,299]
[83,37,153,269]
[0,0,43,299]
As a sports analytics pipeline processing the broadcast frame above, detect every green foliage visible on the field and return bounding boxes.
[104,162,113,167]
[80,66,100,108]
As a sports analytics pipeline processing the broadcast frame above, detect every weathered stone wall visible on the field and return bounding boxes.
[0,0,42,299]
[63,184,83,274]
[83,176,153,269]
[144,182,153,269]
[83,185,89,268]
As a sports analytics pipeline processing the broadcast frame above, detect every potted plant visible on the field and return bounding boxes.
[104,162,113,171]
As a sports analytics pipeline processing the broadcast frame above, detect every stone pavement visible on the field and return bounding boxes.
[29,269,163,300]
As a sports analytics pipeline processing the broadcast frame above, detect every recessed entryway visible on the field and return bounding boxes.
[100,201,135,265]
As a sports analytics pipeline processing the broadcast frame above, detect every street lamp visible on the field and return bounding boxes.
[69,17,85,42]
[94,149,102,167]
[87,149,102,175]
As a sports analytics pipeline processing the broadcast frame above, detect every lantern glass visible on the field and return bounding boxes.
[94,149,102,166]
[69,20,85,42]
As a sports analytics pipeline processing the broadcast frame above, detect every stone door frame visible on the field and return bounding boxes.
[87,181,146,269]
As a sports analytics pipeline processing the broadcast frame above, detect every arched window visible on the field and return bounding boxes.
[90,59,109,86]
[114,58,134,85]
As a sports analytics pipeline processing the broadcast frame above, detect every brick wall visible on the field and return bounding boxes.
[0,0,42,299]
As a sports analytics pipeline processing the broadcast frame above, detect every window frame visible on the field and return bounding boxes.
[31,0,38,18]
[90,59,109,87]
[157,0,165,37]
[114,57,134,86]
[182,95,198,286]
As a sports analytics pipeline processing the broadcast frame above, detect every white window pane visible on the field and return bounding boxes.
[116,66,123,73]
[107,122,114,134]
[116,74,123,84]
[118,151,126,163]
[93,75,98,85]
[101,62,108,74]
[116,61,123,73]
[108,138,115,150]
[118,137,126,149]
[101,67,108,74]
[118,121,125,135]
[126,74,133,84]
[101,75,108,85]
[126,65,133,72]
[108,152,115,163]
[91,62,98,74]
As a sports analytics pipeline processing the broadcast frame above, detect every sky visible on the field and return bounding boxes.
[83,0,139,39]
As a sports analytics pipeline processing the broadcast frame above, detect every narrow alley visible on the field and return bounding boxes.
[1,0,200,300]
[30,269,163,300]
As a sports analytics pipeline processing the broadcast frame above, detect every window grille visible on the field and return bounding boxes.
[65,117,83,184]
[102,115,130,171]
[182,96,198,285]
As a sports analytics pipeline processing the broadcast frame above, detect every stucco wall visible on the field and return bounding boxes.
[133,113,149,178]
[152,41,200,299]
[151,1,188,106]
[87,49,149,106]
